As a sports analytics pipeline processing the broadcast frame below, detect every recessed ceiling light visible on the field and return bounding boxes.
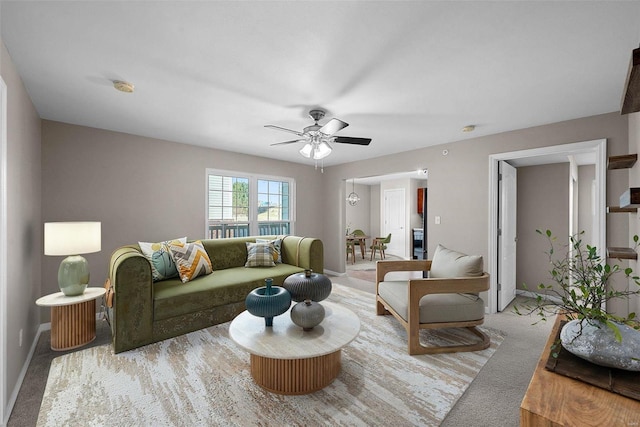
[462,125,475,133]
[113,80,134,93]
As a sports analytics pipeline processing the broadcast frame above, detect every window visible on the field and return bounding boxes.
[206,169,294,238]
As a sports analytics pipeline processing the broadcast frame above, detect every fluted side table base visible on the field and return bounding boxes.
[250,350,341,395]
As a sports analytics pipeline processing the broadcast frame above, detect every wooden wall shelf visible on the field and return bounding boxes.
[608,154,637,170]
[620,187,640,208]
[607,206,638,213]
[606,247,638,260]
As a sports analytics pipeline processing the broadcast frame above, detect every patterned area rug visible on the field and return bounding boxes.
[37,284,504,427]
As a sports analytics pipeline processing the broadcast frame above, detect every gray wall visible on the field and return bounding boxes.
[1,40,42,416]
[41,120,325,320]
[516,163,569,293]
[322,112,630,311]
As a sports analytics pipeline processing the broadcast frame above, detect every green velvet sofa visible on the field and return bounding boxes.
[108,235,323,353]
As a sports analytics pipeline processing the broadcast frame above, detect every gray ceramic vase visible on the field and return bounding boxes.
[290,299,325,331]
[282,269,332,302]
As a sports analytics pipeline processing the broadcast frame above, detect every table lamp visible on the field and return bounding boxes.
[44,221,101,296]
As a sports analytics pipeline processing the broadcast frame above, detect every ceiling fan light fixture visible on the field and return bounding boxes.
[299,143,313,158]
[314,141,332,160]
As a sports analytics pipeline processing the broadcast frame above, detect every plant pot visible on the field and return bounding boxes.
[560,319,640,371]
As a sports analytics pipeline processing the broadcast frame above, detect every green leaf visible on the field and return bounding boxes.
[605,320,623,343]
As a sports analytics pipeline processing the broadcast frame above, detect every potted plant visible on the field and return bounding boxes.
[515,230,640,371]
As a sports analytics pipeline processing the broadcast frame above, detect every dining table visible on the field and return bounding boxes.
[346,234,370,260]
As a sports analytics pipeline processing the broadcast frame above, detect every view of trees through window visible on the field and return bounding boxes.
[207,171,293,238]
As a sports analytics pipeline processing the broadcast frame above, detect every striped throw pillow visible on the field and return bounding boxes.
[168,240,213,283]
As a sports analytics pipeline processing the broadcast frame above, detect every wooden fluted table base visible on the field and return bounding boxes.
[50,299,96,351]
[250,350,342,395]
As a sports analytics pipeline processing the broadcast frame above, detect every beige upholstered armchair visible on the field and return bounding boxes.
[375,244,490,355]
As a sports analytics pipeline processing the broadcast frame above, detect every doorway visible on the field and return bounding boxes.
[488,139,607,314]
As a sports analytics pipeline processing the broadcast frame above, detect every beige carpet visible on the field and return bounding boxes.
[37,284,504,427]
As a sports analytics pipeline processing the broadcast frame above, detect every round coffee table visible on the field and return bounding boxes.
[229,301,360,395]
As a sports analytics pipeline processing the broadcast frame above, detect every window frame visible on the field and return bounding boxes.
[205,168,295,238]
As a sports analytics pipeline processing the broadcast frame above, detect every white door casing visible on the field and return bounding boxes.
[0,77,8,426]
[383,188,406,257]
[498,161,517,311]
[488,139,606,314]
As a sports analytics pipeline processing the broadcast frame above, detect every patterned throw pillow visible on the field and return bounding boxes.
[245,242,276,267]
[256,238,282,263]
[168,240,213,283]
[139,237,187,281]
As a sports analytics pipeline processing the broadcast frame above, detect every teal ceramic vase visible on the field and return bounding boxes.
[245,278,291,327]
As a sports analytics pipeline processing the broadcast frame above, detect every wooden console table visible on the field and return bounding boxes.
[520,315,640,426]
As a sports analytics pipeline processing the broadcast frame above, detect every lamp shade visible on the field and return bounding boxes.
[44,222,101,256]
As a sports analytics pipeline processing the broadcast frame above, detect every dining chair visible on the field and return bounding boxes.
[370,233,391,261]
[346,240,356,264]
[351,229,366,259]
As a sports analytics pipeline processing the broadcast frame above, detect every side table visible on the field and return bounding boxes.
[36,287,106,351]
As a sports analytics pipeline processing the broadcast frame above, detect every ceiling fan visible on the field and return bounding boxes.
[265,109,371,166]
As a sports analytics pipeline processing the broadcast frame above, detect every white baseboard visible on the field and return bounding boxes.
[324,269,344,277]
[516,289,563,304]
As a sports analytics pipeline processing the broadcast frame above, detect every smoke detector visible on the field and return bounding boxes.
[113,80,134,93]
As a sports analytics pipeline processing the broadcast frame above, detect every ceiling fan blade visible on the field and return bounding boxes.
[319,118,348,136]
[270,139,303,146]
[334,136,372,146]
[264,125,304,137]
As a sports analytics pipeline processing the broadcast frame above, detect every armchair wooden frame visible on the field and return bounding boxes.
[375,259,491,355]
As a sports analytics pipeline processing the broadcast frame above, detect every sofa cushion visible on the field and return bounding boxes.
[245,242,276,267]
[153,264,304,321]
[378,280,485,323]
[430,244,483,278]
[139,237,187,282]
[256,238,282,263]
[168,240,213,283]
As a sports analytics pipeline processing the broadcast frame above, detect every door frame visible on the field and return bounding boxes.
[487,139,607,314]
[0,77,7,426]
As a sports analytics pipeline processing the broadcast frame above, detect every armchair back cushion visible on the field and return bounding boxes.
[430,244,483,278]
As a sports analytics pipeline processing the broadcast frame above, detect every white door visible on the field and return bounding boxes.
[383,188,406,257]
[498,161,517,311]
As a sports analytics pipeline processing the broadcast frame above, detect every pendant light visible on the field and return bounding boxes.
[346,179,360,206]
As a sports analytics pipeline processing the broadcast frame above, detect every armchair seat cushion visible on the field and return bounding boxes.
[378,280,485,324]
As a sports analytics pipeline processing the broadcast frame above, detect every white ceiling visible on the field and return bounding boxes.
[1,1,639,167]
